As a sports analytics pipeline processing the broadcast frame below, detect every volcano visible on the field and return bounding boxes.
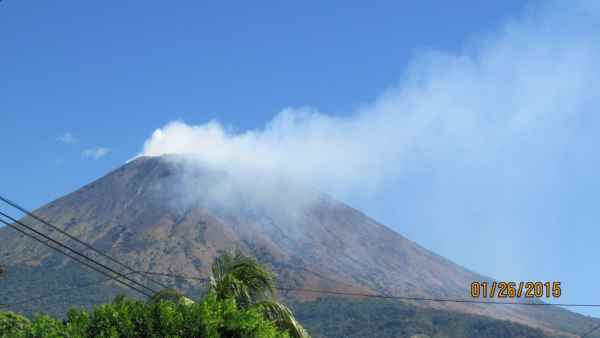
[0,155,596,337]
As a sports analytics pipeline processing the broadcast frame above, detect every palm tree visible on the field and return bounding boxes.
[209,250,310,338]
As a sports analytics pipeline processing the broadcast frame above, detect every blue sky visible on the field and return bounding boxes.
[4,0,600,318]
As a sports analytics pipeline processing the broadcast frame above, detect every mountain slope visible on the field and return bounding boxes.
[292,297,550,338]
[0,155,597,336]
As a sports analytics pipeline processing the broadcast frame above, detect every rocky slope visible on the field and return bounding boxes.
[0,155,597,336]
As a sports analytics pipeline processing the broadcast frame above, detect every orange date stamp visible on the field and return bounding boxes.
[470,281,561,299]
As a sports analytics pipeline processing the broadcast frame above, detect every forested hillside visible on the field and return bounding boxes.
[292,297,554,338]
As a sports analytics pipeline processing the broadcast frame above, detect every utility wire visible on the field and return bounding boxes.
[274,287,600,308]
[7,269,600,336]
[3,196,600,333]
[0,216,153,298]
[138,271,600,336]
[0,211,158,296]
[135,271,600,308]
[5,269,600,336]
[137,271,210,282]
[0,195,169,290]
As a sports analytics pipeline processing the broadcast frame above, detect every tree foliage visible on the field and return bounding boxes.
[209,251,309,338]
[291,297,549,338]
[1,293,290,338]
[210,251,276,307]
[149,288,196,305]
[0,253,310,337]
[0,312,30,337]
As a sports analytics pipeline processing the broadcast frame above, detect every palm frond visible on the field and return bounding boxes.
[208,251,311,337]
[255,300,310,338]
[210,250,276,304]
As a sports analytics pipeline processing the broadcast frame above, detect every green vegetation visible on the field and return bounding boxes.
[2,254,587,337]
[291,297,550,338]
[149,288,193,305]
[0,263,138,318]
[0,252,307,338]
[1,293,290,337]
[210,251,309,338]
[0,312,30,337]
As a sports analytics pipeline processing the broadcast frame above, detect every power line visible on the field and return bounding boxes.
[138,271,600,336]
[0,195,169,290]
[139,271,209,281]
[4,270,600,338]
[0,216,152,297]
[0,211,158,296]
[275,287,600,308]
[5,269,600,335]
[135,271,600,308]
[0,216,153,298]
[3,196,599,333]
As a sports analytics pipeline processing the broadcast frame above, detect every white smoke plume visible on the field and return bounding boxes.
[139,1,600,311]
[141,1,599,199]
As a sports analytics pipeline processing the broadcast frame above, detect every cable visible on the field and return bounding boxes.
[135,271,600,308]
[138,271,600,336]
[4,197,599,329]
[275,287,600,307]
[5,269,600,335]
[0,272,138,309]
[0,211,158,296]
[0,195,169,290]
[0,217,153,298]
[0,216,151,297]
[138,271,209,281]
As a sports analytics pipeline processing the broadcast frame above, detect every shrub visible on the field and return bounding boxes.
[0,312,30,338]
[1,293,290,338]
